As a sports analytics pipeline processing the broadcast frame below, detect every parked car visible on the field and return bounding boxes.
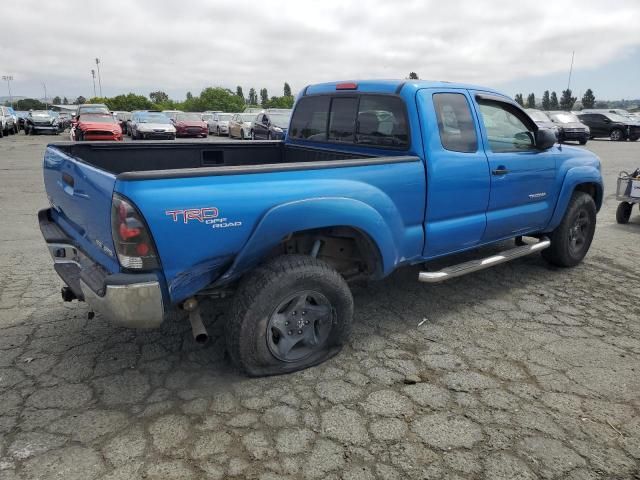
[15,111,28,131]
[114,111,131,135]
[172,112,208,138]
[576,112,640,141]
[208,112,234,136]
[6,107,19,134]
[129,111,176,140]
[39,79,603,376]
[251,111,291,140]
[228,113,256,139]
[546,111,590,145]
[0,106,17,135]
[162,110,182,121]
[24,110,59,135]
[72,113,123,141]
[524,109,559,138]
[580,108,639,121]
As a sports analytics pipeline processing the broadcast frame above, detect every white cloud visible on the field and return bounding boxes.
[1,0,638,99]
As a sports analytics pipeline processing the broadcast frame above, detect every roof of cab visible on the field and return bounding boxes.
[302,79,504,97]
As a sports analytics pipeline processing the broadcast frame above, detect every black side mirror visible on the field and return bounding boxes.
[535,128,556,150]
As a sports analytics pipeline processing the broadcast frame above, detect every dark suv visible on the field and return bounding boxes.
[576,112,640,141]
[546,111,590,145]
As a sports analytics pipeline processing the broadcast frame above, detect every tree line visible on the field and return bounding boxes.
[513,88,598,111]
[3,83,295,113]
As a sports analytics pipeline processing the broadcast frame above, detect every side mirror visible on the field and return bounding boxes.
[603,118,610,123]
[535,128,556,150]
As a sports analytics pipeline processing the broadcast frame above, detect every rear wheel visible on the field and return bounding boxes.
[226,255,353,376]
[610,128,624,141]
[616,202,633,224]
[542,191,596,267]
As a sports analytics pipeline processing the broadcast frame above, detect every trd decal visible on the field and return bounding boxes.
[165,207,242,229]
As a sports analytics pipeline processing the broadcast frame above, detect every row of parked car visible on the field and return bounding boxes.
[525,108,640,144]
[0,106,75,137]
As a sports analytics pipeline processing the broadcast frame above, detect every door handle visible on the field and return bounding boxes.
[492,167,510,175]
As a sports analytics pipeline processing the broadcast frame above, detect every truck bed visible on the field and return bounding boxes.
[48,141,379,177]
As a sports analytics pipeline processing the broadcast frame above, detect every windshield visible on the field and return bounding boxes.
[202,114,213,121]
[79,105,109,114]
[31,111,51,118]
[269,114,291,127]
[605,113,630,123]
[240,114,256,122]
[218,114,233,121]
[80,114,116,123]
[176,113,202,122]
[549,112,579,123]
[139,114,170,124]
[163,111,179,120]
[526,110,551,122]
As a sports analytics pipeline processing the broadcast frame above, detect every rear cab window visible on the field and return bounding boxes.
[289,94,409,149]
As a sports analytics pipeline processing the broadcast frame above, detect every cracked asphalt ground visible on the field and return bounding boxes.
[1,133,639,480]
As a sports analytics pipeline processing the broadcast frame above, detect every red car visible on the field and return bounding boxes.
[172,113,208,137]
[73,113,123,141]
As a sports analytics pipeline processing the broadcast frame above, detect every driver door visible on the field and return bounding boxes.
[472,93,557,242]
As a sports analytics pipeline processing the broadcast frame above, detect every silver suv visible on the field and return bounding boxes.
[0,106,18,137]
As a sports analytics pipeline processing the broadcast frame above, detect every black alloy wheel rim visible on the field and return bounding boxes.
[266,290,334,362]
[568,210,589,256]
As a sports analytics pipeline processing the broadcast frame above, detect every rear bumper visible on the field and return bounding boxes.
[39,208,165,328]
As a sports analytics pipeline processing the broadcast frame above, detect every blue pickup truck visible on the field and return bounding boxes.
[39,80,603,376]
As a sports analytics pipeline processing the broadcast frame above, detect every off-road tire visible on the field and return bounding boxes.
[616,202,632,224]
[226,255,353,377]
[542,191,596,267]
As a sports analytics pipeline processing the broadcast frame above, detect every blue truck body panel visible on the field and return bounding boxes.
[41,79,604,314]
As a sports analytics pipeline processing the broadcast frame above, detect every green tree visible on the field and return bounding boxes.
[195,87,245,112]
[236,86,244,100]
[186,91,193,100]
[541,90,550,110]
[260,88,269,107]
[52,96,61,105]
[549,91,559,110]
[283,82,292,97]
[15,98,46,110]
[408,72,419,79]
[581,88,595,109]
[526,93,535,108]
[247,88,257,105]
[149,91,169,104]
[559,89,577,111]
[63,97,69,105]
[265,95,295,109]
[74,96,87,105]
[514,93,524,106]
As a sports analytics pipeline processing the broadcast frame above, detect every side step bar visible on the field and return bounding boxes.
[418,237,550,283]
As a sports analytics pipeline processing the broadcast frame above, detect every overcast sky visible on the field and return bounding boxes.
[2,0,639,102]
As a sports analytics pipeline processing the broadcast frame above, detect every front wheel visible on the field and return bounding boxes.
[226,255,353,376]
[610,129,624,141]
[616,202,633,224]
[542,192,596,267]
[579,139,587,145]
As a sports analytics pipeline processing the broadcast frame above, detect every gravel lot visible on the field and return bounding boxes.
[0,132,639,480]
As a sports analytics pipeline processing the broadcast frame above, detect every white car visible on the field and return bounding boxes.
[208,112,234,135]
[129,111,176,140]
[228,113,256,140]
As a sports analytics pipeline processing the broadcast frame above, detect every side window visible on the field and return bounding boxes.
[289,96,330,141]
[356,95,409,148]
[328,97,357,142]
[433,93,477,153]
[477,101,535,152]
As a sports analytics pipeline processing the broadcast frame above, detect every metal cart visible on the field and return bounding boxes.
[616,171,640,224]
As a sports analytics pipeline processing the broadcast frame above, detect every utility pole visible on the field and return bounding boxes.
[567,51,575,91]
[91,69,97,97]
[95,58,103,97]
[2,75,13,108]
[42,82,48,110]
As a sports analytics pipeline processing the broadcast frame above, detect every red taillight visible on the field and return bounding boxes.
[336,82,358,90]
[111,194,159,270]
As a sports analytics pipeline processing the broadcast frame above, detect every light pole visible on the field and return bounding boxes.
[2,75,13,108]
[95,58,103,97]
[42,82,48,110]
[91,69,97,97]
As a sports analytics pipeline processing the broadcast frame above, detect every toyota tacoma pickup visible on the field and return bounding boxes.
[39,80,603,376]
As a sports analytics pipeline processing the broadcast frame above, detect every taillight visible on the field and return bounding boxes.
[111,193,159,270]
[336,82,358,90]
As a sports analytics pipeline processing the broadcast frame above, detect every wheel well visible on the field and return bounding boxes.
[273,227,383,280]
[574,182,602,209]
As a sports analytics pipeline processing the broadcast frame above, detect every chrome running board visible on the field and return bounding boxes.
[418,237,550,283]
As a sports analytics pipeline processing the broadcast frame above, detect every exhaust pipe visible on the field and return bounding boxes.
[183,298,209,344]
